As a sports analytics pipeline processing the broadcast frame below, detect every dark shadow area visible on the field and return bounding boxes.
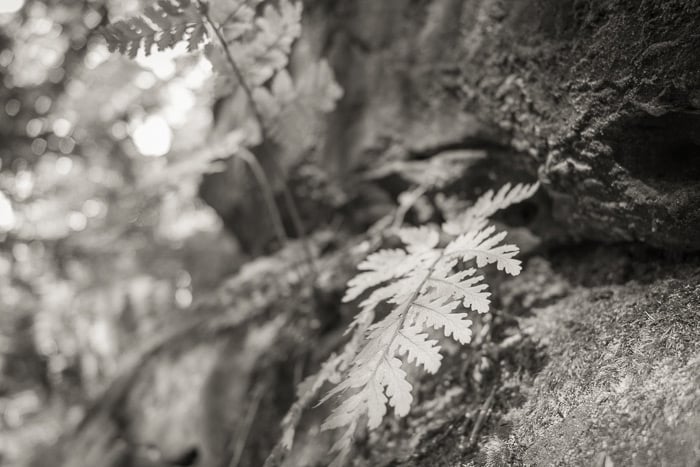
[605,111,700,184]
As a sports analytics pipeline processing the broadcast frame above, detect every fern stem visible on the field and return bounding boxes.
[200,3,317,273]
[199,5,287,245]
[238,148,289,246]
[391,185,427,230]
[228,384,265,467]
[394,253,444,337]
[270,160,320,277]
[367,251,445,380]
[468,385,497,447]
[220,0,248,29]
[200,5,265,126]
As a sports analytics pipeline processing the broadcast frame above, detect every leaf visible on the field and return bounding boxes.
[392,326,442,374]
[328,421,357,467]
[345,303,375,335]
[295,60,344,112]
[377,356,413,417]
[343,249,411,302]
[398,225,440,254]
[271,69,296,102]
[365,378,388,429]
[312,183,534,459]
[427,267,491,313]
[157,0,183,17]
[322,389,366,431]
[261,60,343,152]
[411,297,473,344]
[102,1,203,58]
[444,226,522,276]
[187,23,207,52]
[443,182,539,235]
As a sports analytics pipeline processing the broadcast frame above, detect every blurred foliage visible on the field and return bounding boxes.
[0,1,243,464]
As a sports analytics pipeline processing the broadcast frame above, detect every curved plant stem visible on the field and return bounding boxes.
[238,148,289,246]
[201,6,264,127]
[270,159,319,276]
[200,4,317,271]
[468,386,497,447]
[228,384,265,467]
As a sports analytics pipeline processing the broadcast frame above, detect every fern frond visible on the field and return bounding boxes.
[187,23,207,52]
[378,356,413,417]
[208,0,303,87]
[425,268,491,313]
[278,310,374,451]
[445,225,522,275]
[443,182,540,235]
[343,249,412,302]
[410,297,473,344]
[252,60,343,151]
[392,326,442,373]
[398,225,440,254]
[310,182,539,465]
[102,0,206,57]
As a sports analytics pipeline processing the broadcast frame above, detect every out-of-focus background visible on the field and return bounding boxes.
[0,1,242,462]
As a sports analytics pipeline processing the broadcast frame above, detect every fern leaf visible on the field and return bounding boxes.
[343,249,410,302]
[157,0,182,16]
[345,302,374,335]
[426,268,491,313]
[322,389,369,431]
[365,378,388,429]
[328,421,357,467]
[256,61,343,153]
[411,297,473,344]
[444,225,522,275]
[102,0,204,58]
[144,6,173,30]
[392,326,442,374]
[306,182,538,464]
[398,225,440,254]
[377,356,413,417]
[443,182,540,235]
[187,23,207,51]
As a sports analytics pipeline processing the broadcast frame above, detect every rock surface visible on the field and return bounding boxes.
[203,0,700,252]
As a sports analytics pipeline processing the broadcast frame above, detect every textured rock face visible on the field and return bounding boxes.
[509,256,700,466]
[306,0,700,250]
[203,0,700,252]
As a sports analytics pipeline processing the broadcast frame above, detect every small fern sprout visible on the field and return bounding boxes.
[317,182,539,465]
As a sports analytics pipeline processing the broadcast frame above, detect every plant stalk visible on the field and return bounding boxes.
[200,5,317,272]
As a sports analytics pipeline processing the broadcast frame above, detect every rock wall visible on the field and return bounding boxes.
[203,0,700,252]
[318,0,700,249]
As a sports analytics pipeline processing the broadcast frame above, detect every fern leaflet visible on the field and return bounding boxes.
[102,0,207,57]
